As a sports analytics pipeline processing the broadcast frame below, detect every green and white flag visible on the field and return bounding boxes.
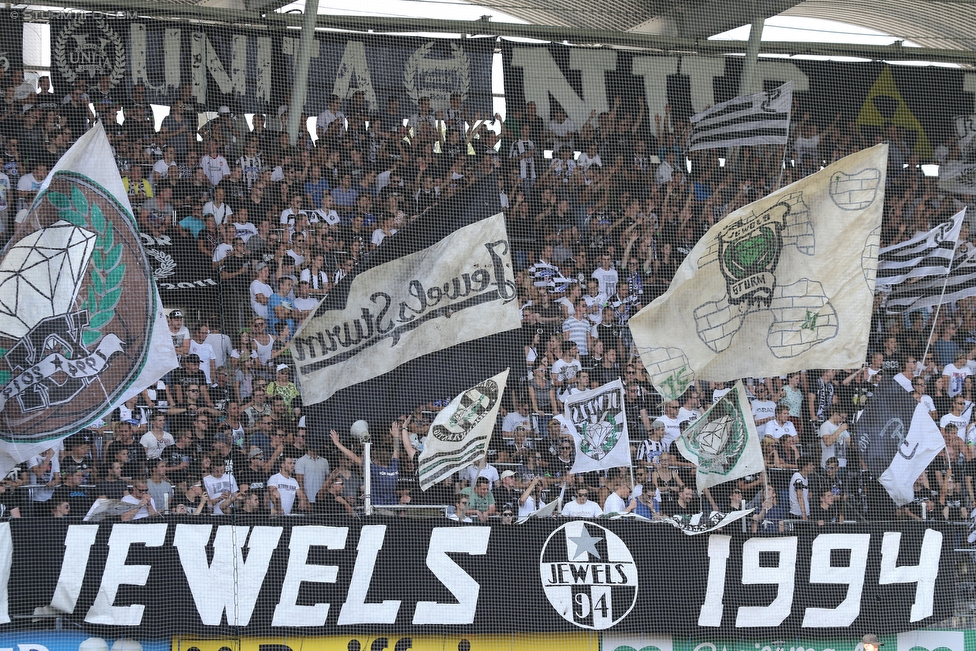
[629,144,886,401]
[557,379,631,475]
[675,380,764,493]
[417,369,508,491]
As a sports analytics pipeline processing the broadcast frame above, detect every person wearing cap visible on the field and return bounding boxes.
[170,357,212,409]
[267,364,301,413]
[211,431,249,478]
[635,418,667,468]
[52,464,92,515]
[236,446,270,492]
[492,469,522,507]
[860,634,883,651]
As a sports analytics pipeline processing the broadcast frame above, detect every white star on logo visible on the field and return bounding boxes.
[567,525,603,560]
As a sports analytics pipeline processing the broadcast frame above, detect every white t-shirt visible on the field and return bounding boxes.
[268,473,300,514]
[751,399,777,435]
[204,473,239,515]
[943,363,972,397]
[818,420,849,468]
[140,431,175,460]
[188,340,217,384]
[942,406,973,443]
[551,358,583,402]
[789,471,810,517]
[765,419,798,440]
[561,499,603,518]
[250,279,273,319]
[603,491,631,514]
[591,267,619,298]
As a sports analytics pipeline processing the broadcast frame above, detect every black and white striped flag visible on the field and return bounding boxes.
[688,81,792,152]
[877,208,966,286]
[886,247,976,313]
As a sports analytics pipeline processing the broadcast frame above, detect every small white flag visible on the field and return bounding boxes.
[675,381,765,493]
[417,369,509,491]
[558,379,631,475]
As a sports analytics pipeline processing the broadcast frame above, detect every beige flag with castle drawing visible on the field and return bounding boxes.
[629,144,887,401]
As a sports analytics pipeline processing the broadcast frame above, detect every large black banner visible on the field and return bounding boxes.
[3,519,952,636]
[0,16,23,75]
[48,14,493,116]
[501,41,975,155]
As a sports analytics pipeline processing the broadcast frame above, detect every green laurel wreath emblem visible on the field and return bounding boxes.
[47,185,123,347]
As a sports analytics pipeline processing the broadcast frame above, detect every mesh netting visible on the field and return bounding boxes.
[0,6,974,651]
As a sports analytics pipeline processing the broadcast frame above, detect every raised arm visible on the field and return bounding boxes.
[330,429,362,466]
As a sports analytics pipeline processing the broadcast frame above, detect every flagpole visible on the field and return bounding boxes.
[920,244,964,366]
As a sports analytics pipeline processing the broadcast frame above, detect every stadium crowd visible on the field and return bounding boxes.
[1,66,975,530]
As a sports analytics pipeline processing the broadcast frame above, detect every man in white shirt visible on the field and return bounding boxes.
[316,95,346,139]
[789,457,816,520]
[268,456,305,515]
[204,459,239,515]
[765,405,798,441]
[295,447,330,506]
[591,253,619,297]
[751,384,777,435]
[943,351,973,398]
[188,323,217,384]
[200,139,230,186]
[603,482,637,515]
[551,341,583,405]
[561,487,603,518]
[120,481,161,521]
[250,262,274,319]
[818,408,850,470]
[941,396,972,442]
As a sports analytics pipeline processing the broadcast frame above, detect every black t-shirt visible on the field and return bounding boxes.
[95,479,128,501]
[52,485,92,516]
[236,464,269,491]
[106,440,147,479]
[0,486,25,518]
[164,445,198,486]
[214,449,249,479]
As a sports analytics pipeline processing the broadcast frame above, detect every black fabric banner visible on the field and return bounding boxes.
[500,41,974,154]
[48,15,494,116]
[0,16,23,75]
[140,230,219,314]
[3,519,953,637]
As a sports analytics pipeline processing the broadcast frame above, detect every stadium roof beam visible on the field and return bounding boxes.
[19,0,976,64]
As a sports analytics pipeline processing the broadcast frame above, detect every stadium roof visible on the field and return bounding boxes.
[18,0,976,64]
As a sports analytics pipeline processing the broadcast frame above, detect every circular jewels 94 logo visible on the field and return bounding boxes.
[540,520,638,630]
[0,174,154,442]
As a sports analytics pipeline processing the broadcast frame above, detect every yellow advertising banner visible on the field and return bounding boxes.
[173,634,598,651]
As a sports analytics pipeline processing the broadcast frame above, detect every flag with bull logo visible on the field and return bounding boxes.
[630,144,887,401]
[0,123,178,475]
[417,369,509,491]
[675,380,765,493]
[557,379,631,474]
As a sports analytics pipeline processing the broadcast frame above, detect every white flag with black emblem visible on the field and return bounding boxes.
[417,369,509,491]
[675,380,765,493]
[557,379,631,474]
